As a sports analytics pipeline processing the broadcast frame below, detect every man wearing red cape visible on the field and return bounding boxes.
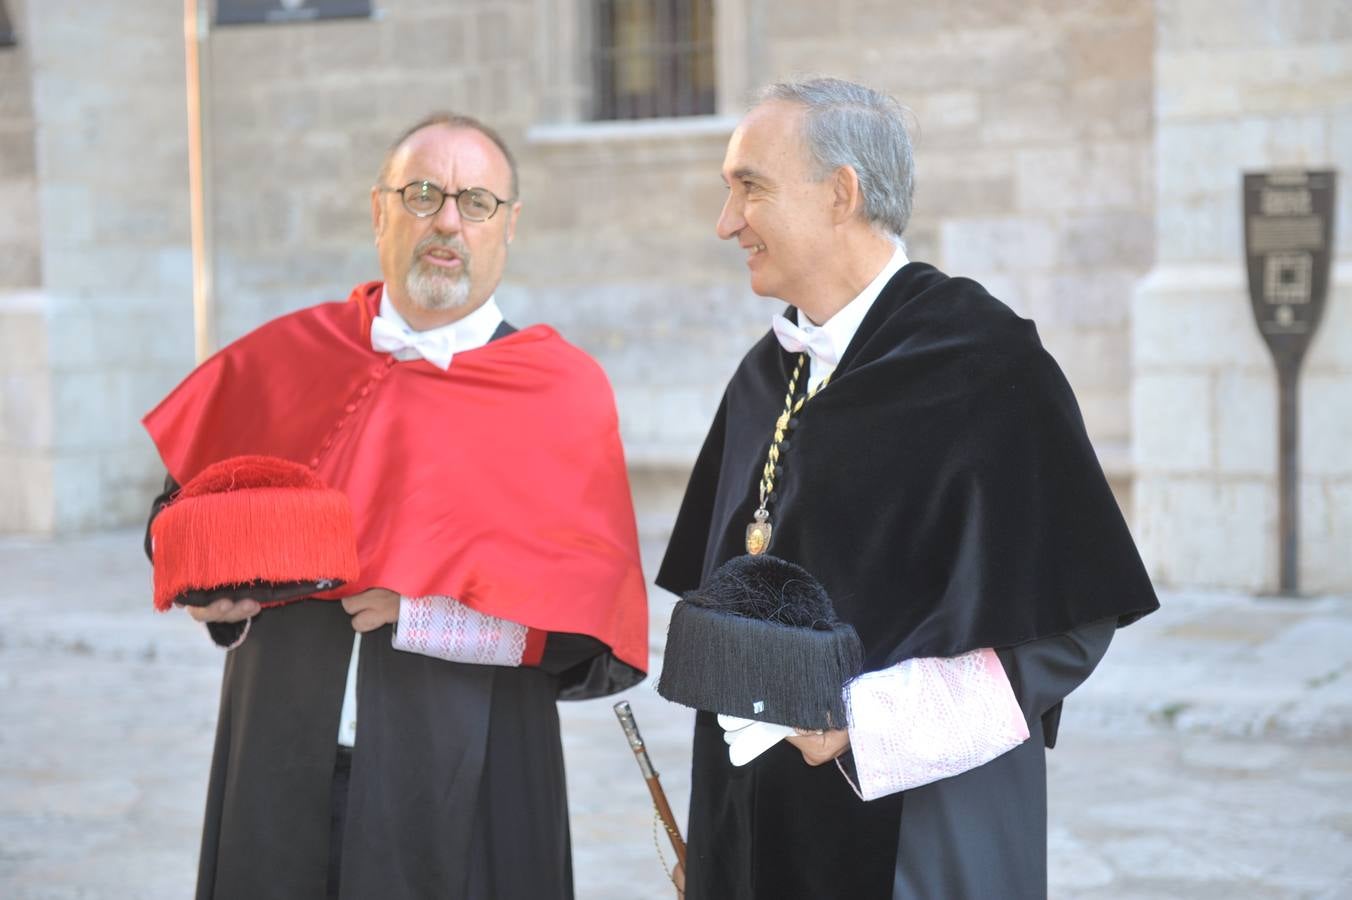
[143,114,647,900]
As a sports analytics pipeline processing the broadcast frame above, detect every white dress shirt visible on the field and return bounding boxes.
[791,242,910,391]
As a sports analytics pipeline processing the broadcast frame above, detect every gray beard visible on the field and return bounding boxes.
[406,259,472,311]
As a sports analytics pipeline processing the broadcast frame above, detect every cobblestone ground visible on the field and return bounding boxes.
[2,531,1349,898]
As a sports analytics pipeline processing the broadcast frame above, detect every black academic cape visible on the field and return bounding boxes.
[147,321,626,900]
[657,262,1159,899]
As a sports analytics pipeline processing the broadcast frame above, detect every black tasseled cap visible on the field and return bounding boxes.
[657,554,863,729]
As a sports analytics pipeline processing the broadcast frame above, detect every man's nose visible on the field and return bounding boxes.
[715,193,743,240]
[432,196,463,233]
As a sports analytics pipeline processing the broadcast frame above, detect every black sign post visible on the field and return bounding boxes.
[1243,170,1337,595]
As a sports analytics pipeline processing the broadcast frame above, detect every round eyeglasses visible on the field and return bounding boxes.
[377,180,514,222]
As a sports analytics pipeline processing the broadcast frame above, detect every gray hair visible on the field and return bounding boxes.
[756,78,915,237]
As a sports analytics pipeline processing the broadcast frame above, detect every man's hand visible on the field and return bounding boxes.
[186,597,260,623]
[785,727,850,766]
[342,588,400,633]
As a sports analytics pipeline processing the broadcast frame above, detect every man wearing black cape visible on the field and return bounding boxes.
[656,78,1159,899]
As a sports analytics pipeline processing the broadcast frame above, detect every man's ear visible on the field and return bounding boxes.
[370,187,385,242]
[505,200,522,245]
[831,165,863,225]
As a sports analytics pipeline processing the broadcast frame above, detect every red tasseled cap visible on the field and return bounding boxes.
[151,455,360,611]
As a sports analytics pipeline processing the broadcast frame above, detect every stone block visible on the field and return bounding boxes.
[1064,21,1152,81]
[1072,386,1130,446]
[1134,476,1275,591]
[1060,212,1154,270]
[1014,141,1151,212]
[1042,326,1129,392]
[1301,374,1352,477]
[50,451,103,532]
[1028,271,1137,329]
[97,437,163,529]
[1215,370,1277,476]
[845,2,1026,33]
[1069,76,1153,140]
[0,302,48,373]
[939,215,1059,273]
[0,53,34,119]
[764,4,845,40]
[1157,2,1352,51]
[915,147,1015,184]
[917,176,1016,217]
[1132,372,1212,473]
[211,27,304,84]
[0,177,39,244]
[0,451,53,534]
[1154,192,1242,265]
[1160,42,1352,118]
[34,181,94,246]
[1301,478,1352,594]
[975,272,1028,318]
[977,82,1078,146]
[1132,267,1271,370]
[0,240,40,290]
[50,370,133,451]
[0,130,36,180]
[1306,276,1352,369]
[0,371,52,451]
[915,90,980,133]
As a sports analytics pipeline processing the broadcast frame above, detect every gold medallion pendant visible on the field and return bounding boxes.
[746,509,772,556]
[745,351,831,558]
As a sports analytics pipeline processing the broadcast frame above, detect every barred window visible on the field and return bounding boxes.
[592,0,715,121]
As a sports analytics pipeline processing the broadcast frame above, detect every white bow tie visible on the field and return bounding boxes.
[771,314,839,367]
[370,315,455,370]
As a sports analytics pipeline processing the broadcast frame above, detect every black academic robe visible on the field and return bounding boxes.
[657,263,1159,899]
[148,321,622,900]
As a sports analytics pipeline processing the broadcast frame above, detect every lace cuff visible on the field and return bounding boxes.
[393,595,544,667]
[844,648,1029,801]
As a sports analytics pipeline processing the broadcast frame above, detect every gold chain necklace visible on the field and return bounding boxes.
[746,352,832,555]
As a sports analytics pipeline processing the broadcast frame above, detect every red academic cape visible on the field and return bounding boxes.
[143,282,647,675]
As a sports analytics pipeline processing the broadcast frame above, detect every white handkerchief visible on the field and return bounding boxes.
[718,714,796,766]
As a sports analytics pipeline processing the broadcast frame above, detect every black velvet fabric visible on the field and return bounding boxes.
[656,262,1159,899]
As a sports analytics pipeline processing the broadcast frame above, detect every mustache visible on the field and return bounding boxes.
[413,235,470,261]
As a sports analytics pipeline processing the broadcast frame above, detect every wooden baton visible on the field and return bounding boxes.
[613,700,687,869]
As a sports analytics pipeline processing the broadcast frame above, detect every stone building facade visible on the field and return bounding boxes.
[0,0,1347,592]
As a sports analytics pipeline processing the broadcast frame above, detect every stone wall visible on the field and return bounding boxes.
[1132,0,1352,592]
[7,0,197,533]
[0,0,1158,536]
[754,0,1157,487]
[0,0,49,532]
[4,0,1346,598]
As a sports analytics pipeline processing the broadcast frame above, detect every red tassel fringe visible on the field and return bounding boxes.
[151,457,360,611]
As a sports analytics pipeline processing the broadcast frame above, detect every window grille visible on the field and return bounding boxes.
[592,0,715,121]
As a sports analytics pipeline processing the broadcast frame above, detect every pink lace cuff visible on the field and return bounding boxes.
[844,648,1029,800]
[393,595,543,667]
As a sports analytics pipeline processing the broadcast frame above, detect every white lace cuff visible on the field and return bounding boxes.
[393,595,537,667]
[844,648,1030,800]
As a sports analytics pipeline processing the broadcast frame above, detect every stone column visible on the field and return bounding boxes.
[1131,0,1352,592]
[0,0,194,534]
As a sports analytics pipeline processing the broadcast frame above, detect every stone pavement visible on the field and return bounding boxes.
[1,529,1350,899]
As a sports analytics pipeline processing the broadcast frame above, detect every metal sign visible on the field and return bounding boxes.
[215,0,371,26]
[1243,169,1337,595]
